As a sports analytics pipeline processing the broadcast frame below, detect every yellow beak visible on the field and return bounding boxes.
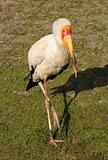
[63,35,77,78]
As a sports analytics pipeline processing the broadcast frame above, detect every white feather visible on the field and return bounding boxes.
[28,18,71,81]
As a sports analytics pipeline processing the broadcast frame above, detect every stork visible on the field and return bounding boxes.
[25,18,77,147]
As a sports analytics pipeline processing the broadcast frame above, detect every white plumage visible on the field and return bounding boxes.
[28,19,71,81]
[25,18,77,147]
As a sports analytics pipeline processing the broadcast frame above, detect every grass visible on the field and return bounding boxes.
[0,0,108,159]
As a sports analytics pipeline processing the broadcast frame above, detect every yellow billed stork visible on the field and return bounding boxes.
[25,18,77,146]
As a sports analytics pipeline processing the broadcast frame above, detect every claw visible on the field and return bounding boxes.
[55,139,64,143]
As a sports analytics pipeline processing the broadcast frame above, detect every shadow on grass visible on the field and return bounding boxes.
[52,64,108,137]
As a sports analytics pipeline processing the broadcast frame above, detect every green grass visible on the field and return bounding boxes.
[0,0,108,159]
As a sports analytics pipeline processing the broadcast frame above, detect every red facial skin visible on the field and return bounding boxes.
[61,26,72,40]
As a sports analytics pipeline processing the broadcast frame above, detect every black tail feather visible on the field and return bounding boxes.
[25,66,38,91]
[26,79,38,91]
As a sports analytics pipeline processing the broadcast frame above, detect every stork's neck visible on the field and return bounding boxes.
[55,38,66,53]
[53,33,64,51]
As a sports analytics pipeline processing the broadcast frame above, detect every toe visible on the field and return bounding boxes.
[49,136,58,147]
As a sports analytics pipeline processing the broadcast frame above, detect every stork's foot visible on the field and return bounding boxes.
[49,135,58,147]
[49,133,64,147]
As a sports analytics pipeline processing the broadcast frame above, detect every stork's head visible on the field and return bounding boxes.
[53,18,77,78]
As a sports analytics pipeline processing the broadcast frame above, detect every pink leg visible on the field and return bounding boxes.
[38,81,57,147]
[38,81,63,146]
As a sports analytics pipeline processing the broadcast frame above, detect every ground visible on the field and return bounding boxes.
[0,0,108,160]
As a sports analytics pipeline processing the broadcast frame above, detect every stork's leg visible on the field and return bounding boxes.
[38,81,61,131]
[38,81,58,146]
